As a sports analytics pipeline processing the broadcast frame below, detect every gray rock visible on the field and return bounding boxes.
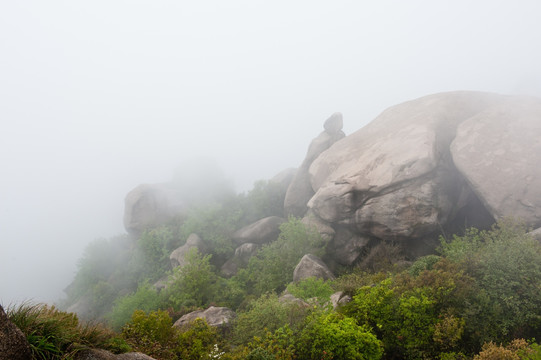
[293,254,335,282]
[270,168,297,192]
[278,293,309,306]
[451,97,541,227]
[0,305,32,360]
[170,233,205,268]
[328,226,370,266]
[123,183,185,235]
[233,216,285,245]
[220,243,259,277]
[284,113,346,218]
[301,210,335,241]
[330,291,352,309]
[324,112,344,134]
[117,353,157,360]
[307,92,518,260]
[74,349,156,360]
[173,306,236,328]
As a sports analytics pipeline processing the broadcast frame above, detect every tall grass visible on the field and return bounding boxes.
[6,302,130,359]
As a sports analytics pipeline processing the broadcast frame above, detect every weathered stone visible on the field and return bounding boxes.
[278,293,309,307]
[220,243,259,277]
[0,305,32,360]
[75,349,156,360]
[307,92,516,260]
[451,97,541,227]
[173,306,236,328]
[117,353,157,360]
[170,233,205,268]
[284,113,346,218]
[233,216,285,245]
[301,210,335,241]
[324,112,344,134]
[124,184,185,235]
[293,254,335,282]
[328,226,370,266]
[330,291,352,309]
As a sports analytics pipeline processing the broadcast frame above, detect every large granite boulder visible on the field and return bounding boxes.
[450,97,541,225]
[220,243,259,277]
[232,216,285,245]
[170,233,206,268]
[306,92,541,263]
[0,305,32,360]
[284,112,345,218]
[124,184,185,235]
[293,254,335,282]
[173,306,236,328]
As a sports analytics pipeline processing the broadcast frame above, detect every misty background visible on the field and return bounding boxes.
[1,1,540,305]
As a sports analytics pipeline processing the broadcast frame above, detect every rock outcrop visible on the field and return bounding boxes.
[173,306,236,328]
[293,254,335,282]
[75,349,156,360]
[170,233,206,268]
[306,91,541,264]
[124,184,186,235]
[0,305,32,360]
[220,242,259,277]
[284,112,345,218]
[232,216,285,245]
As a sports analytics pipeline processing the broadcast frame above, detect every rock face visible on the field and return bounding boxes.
[124,184,185,235]
[232,216,285,245]
[0,305,32,360]
[450,98,541,225]
[306,91,541,264]
[293,254,335,282]
[170,233,206,268]
[284,112,345,217]
[220,243,259,277]
[173,306,236,328]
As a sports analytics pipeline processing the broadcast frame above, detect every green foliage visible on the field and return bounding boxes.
[440,219,541,345]
[232,292,308,345]
[121,309,177,359]
[130,226,175,284]
[237,217,327,296]
[7,302,129,359]
[179,203,244,258]
[242,179,286,223]
[286,277,334,301]
[163,248,218,309]
[176,318,225,360]
[408,254,442,276]
[108,282,162,331]
[296,311,383,360]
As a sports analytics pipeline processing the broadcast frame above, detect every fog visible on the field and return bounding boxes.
[1,0,540,306]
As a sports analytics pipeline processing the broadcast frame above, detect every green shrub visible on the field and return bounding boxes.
[7,302,128,359]
[238,217,326,296]
[286,277,334,301]
[108,282,162,331]
[296,311,383,360]
[232,293,308,345]
[176,318,225,360]
[163,248,218,309]
[121,309,177,359]
[440,219,541,345]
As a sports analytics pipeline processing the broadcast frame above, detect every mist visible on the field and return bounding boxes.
[1,0,541,305]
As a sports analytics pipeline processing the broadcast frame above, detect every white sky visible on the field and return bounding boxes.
[1,0,541,305]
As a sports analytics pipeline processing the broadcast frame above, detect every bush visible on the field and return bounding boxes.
[7,302,129,359]
[232,293,308,345]
[108,282,162,331]
[163,248,218,309]
[121,309,177,359]
[286,277,334,302]
[440,219,541,345]
[176,318,225,360]
[296,311,383,360]
[238,217,326,296]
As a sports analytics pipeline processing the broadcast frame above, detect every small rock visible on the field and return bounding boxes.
[293,254,335,282]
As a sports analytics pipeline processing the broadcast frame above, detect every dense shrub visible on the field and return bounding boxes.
[296,311,383,360]
[7,303,129,359]
[237,217,326,296]
[121,309,177,359]
[163,248,218,309]
[286,277,334,302]
[107,282,162,331]
[232,292,308,345]
[176,318,225,360]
